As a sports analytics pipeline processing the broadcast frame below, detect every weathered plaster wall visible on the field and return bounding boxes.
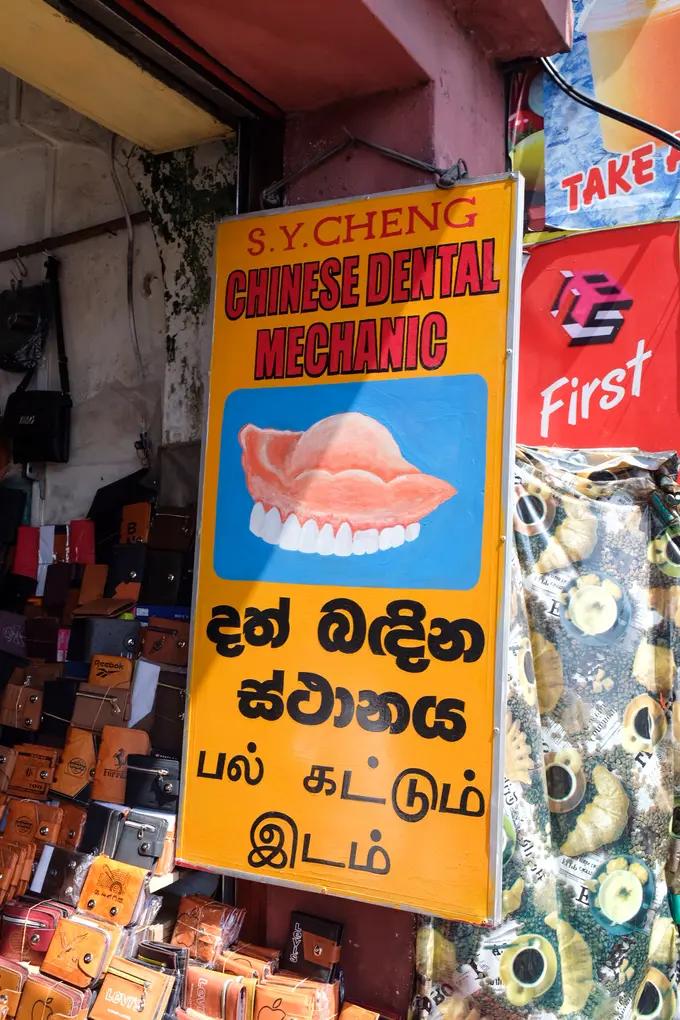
[0,72,237,521]
[127,140,236,445]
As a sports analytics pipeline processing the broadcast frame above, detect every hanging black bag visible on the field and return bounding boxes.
[2,257,72,463]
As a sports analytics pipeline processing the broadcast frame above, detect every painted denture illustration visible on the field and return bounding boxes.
[238,411,455,557]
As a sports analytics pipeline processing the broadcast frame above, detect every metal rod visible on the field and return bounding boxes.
[0,211,150,266]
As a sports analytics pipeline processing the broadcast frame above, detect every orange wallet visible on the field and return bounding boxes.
[92,726,151,804]
[78,856,149,926]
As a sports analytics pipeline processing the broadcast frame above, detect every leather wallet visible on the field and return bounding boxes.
[120,504,153,546]
[71,684,131,732]
[171,897,240,966]
[0,614,26,659]
[149,672,186,755]
[88,655,133,688]
[282,912,343,982]
[0,901,68,967]
[0,957,28,1017]
[5,800,63,844]
[67,617,140,662]
[0,683,43,732]
[51,727,97,801]
[135,940,188,1014]
[8,745,60,799]
[114,811,168,869]
[149,508,195,553]
[185,968,248,1020]
[0,750,17,795]
[78,564,108,605]
[43,563,80,614]
[0,843,32,905]
[78,856,149,926]
[24,616,60,660]
[217,943,279,981]
[80,804,126,857]
[73,598,137,618]
[92,726,151,804]
[139,551,185,606]
[30,846,94,907]
[41,678,80,740]
[55,802,87,850]
[105,544,147,598]
[15,975,92,1020]
[125,755,179,811]
[141,618,189,667]
[41,914,125,988]
[90,956,174,1020]
[14,661,62,685]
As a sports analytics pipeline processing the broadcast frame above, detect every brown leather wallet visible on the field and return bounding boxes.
[0,751,17,796]
[51,727,97,801]
[5,799,63,844]
[185,968,248,1020]
[0,684,43,732]
[78,856,149,926]
[15,975,92,1020]
[88,655,133,689]
[141,618,189,667]
[56,802,88,849]
[78,564,108,606]
[8,745,59,800]
[92,726,151,804]
[0,957,28,1017]
[89,956,174,1020]
[41,914,124,988]
[71,685,131,732]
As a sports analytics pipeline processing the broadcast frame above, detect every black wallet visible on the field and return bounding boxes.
[149,507,195,553]
[115,810,169,868]
[67,617,140,661]
[24,616,60,660]
[139,550,184,606]
[32,846,95,906]
[104,543,148,596]
[281,912,343,982]
[41,678,80,738]
[80,802,127,855]
[125,754,180,810]
[150,672,186,755]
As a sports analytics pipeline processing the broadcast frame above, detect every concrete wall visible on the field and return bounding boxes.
[0,72,236,523]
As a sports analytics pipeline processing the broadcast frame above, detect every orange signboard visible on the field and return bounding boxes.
[177,178,523,923]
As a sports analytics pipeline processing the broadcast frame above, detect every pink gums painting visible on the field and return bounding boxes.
[238,412,455,557]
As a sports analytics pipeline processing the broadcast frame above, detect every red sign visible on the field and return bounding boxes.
[518,223,680,451]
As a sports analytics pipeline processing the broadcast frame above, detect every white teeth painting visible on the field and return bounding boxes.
[239,412,454,557]
[216,376,487,589]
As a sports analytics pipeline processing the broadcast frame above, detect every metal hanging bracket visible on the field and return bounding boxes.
[260,129,468,208]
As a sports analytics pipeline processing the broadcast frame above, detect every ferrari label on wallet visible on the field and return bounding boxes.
[178,179,523,922]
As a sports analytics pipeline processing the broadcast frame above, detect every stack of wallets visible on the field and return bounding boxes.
[135,939,189,1016]
[0,900,73,967]
[216,943,280,981]
[184,967,254,1020]
[171,898,246,966]
[253,974,340,1020]
[281,912,343,982]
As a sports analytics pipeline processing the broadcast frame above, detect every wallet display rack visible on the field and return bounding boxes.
[0,484,386,1020]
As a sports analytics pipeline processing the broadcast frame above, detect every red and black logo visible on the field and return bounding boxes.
[551,270,632,346]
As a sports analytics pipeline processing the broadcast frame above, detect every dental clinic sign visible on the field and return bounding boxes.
[518,222,680,450]
[178,179,523,923]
